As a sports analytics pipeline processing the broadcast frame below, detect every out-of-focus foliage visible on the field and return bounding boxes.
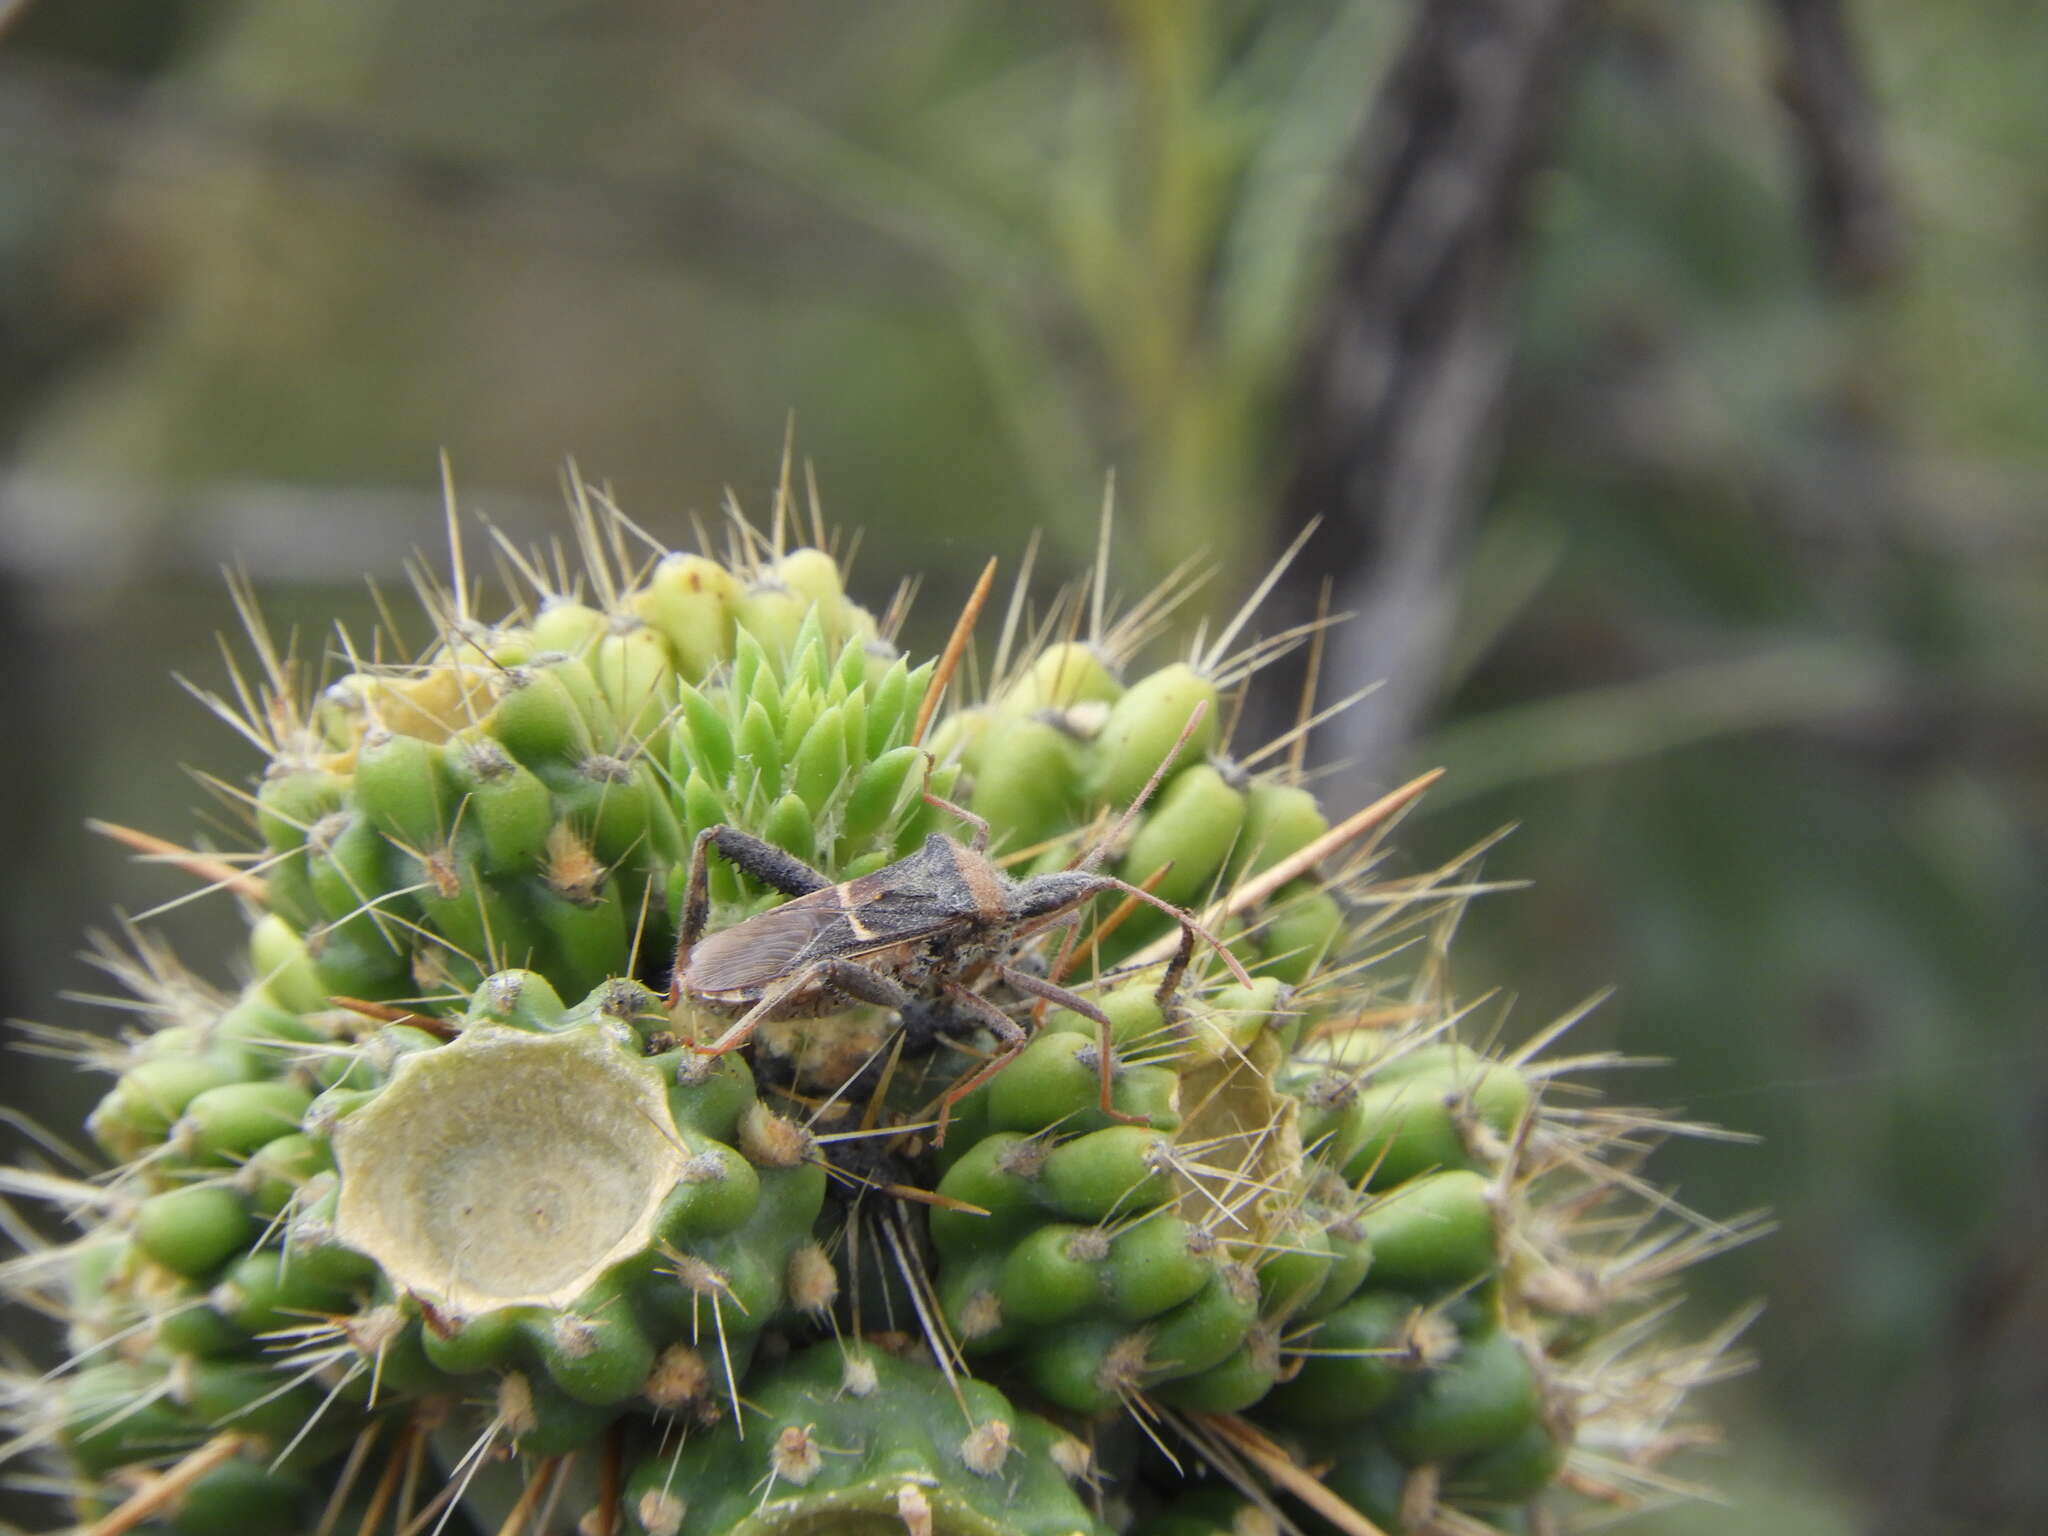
[6,0,1406,581]
[1419,7,2048,1530]
[1,1,2045,1532]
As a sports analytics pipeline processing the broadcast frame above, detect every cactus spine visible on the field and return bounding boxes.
[2,473,1750,1536]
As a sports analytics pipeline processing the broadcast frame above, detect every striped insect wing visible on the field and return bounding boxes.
[686,897,845,993]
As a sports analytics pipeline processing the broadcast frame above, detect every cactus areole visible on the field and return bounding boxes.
[1,477,1749,1536]
[333,1027,688,1311]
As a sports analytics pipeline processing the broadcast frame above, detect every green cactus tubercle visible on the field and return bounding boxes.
[3,487,1747,1536]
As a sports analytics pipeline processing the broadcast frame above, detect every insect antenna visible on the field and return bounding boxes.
[1071,698,1212,876]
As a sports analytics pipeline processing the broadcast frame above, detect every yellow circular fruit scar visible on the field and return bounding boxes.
[333,1026,686,1312]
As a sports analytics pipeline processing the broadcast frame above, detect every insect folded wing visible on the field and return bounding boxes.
[686,902,847,994]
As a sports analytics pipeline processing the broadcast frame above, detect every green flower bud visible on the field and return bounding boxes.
[247,916,328,1015]
[675,681,736,785]
[1140,1263,1261,1381]
[736,698,783,810]
[1261,1291,1422,1424]
[489,664,594,768]
[776,547,845,615]
[791,705,849,816]
[840,745,925,854]
[735,579,812,663]
[91,1052,255,1157]
[445,735,557,875]
[1040,1127,1172,1222]
[762,791,817,866]
[1226,780,1328,883]
[1255,882,1343,986]
[255,767,346,854]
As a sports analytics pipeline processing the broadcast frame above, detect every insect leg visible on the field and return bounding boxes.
[693,959,830,1056]
[1078,875,1256,992]
[929,982,1030,1146]
[812,959,916,1014]
[692,959,918,1060]
[698,825,834,899]
[920,789,991,853]
[1153,920,1196,1012]
[668,826,834,1006]
[993,963,1107,1022]
[994,966,1149,1130]
[668,829,719,1006]
[909,739,991,849]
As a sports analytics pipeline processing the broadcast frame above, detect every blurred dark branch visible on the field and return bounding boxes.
[0,54,903,279]
[1769,0,1910,289]
[0,6,212,457]
[1262,0,1585,795]
[1524,365,2048,566]
[0,0,36,45]
[1866,1121,2048,1535]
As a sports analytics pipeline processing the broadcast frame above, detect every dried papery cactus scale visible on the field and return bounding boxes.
[1,466,1756,1536]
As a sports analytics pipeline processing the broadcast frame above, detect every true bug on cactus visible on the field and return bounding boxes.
[669,708,1257,1138]
[0,462,1757,1536]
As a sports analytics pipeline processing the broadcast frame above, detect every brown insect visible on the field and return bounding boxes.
[666,767,1251,1139]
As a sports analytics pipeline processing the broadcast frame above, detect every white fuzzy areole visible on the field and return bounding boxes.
[333,1026,686,1313]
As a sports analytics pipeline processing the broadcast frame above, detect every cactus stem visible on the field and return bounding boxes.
[9,471,1746,1534]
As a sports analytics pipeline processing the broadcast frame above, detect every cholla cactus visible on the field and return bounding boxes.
[1,470,1754,1536]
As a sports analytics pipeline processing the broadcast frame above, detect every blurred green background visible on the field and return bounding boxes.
[2,2,2043,1532]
